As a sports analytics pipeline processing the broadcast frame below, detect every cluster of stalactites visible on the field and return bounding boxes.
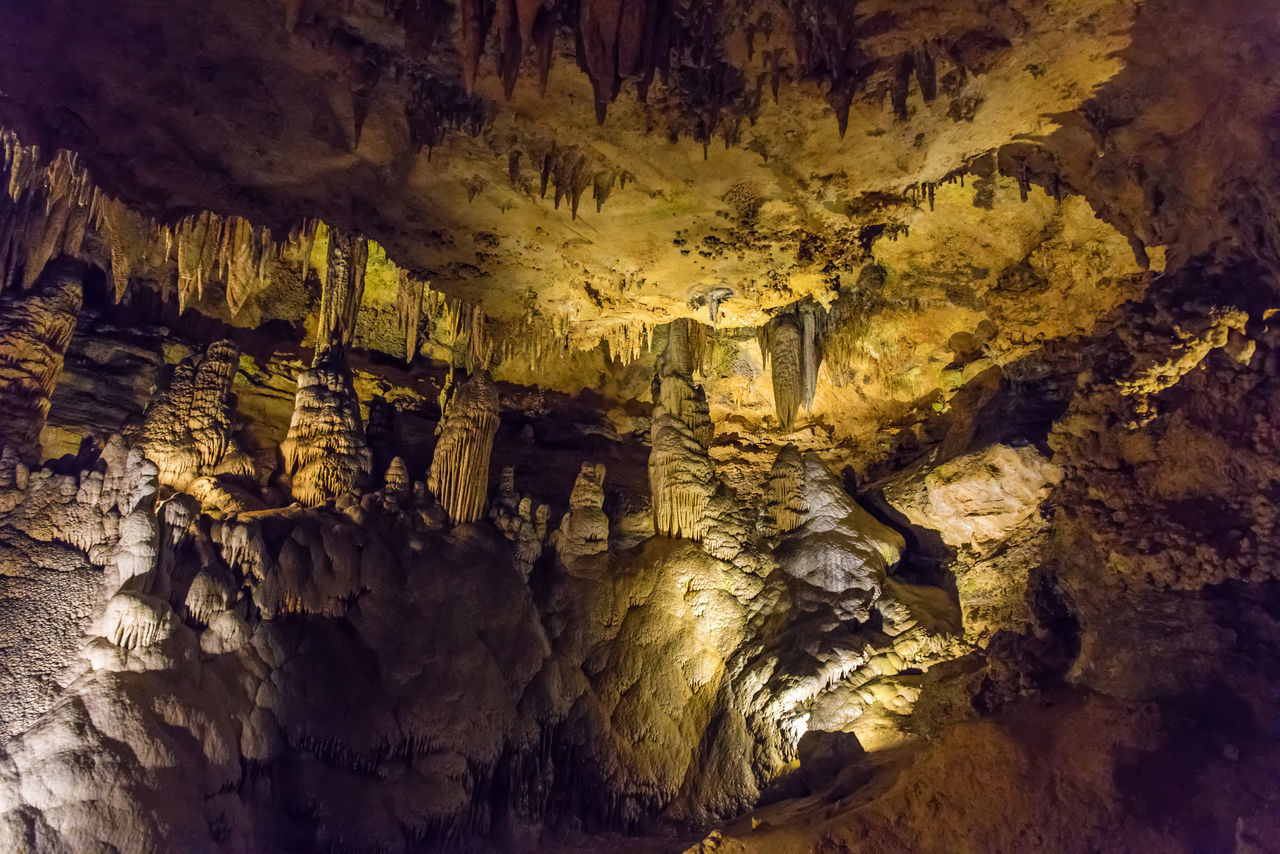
[0,134,95,297]
[760,305,822,431]
[419,280,653,373]
[396,268,427,364]
[314,227,369,367]
[2,127,323,317]
[649,319,716,541]
[427,369,501,524]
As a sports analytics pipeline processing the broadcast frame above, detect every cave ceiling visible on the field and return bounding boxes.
[0,0,1142,336]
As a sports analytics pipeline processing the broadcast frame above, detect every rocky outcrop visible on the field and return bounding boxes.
[0,257,82,463]
[0,435,157,736]
[881,442,1062,642]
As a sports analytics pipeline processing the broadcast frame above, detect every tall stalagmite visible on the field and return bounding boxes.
[130,339,255,491]
[649,319,716,540]
[281,227,372,504]
[427,369,500,524]
[0,256,82,463]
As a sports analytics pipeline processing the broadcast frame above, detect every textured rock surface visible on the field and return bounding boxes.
[428,369,501,524]
[130,338,256,492]
[0,257,82,463]
[0,0,1278,851]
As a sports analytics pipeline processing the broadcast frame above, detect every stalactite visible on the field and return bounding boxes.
[765,314,803,431]
[314,226,368,367]
[396,267,427,364]
[459,0,489,95]
[761,304,824,431]
[296,218,321,283]
[427,370,500,524]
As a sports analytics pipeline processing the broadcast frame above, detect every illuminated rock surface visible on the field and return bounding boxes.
[0,0,1277,851]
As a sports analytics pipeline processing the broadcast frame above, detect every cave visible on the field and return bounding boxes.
[0,0,1278,851]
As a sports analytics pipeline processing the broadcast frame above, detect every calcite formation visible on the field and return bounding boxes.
[131,338,255,491]
[280,361,373,505]
[649,320,717,540]
[314,227,369,366]
[427,369,500,524]
[281,226,374,505]
[553,461,610,560]
[0,0,1277,851]
[489,465,550,575]
[0,257,82,463]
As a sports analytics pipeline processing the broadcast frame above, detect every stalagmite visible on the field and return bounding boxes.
[0,256,82,463]
[280,361,373,506]
[649,319,716,540]
[553,462,610,559]
[281,226,373,505]
[427,369,500,524]
[131,339,256,492]
[383,456,410,503]
[761,445,906,621]
[489,465,550,575]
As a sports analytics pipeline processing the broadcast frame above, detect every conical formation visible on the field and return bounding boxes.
[554,461,610,559]
[649,319,716,541]
[0,256,83,463]
[428,369,500,524]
